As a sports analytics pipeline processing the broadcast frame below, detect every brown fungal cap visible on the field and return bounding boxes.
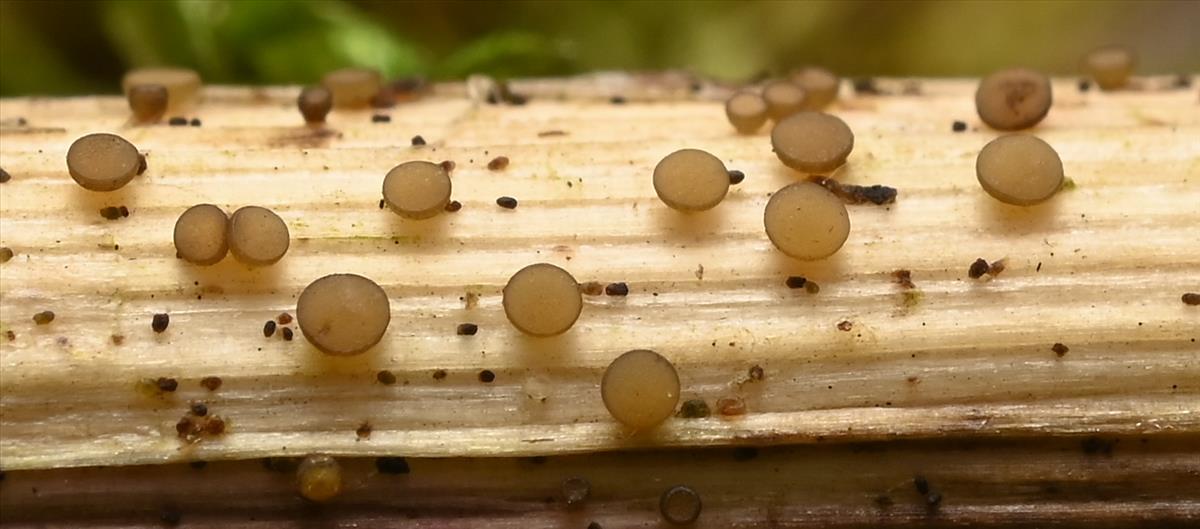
[66,133,143,191]
[762,80,806,121]
[297,86,333,124]
[297,455,343,502]
[502,263,582,336]
[659,485,702,525]
[601,349,680,430]
[1084,46,1135,90]
[764,181,851,260]
[771,112,854,173]
[724,91,768,134]
[228,206,290,265]
[652,149,730,212]
[127,84,168,123]
[173,204,229,266]
[975,68,1052,130]
[1182,293,1200,306]
[382,161,452,219]
[789,66,840,110]
[297,274,391,356]
[122,67,201,110]
[321,67,383,108]
[976,134,1064,205]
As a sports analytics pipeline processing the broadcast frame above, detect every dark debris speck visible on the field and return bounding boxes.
[377,370,397,385]
[728,169,745,185]
[968,258,990,279]
[496,196,518,209]
[168,117,188,126]
[457,323,479,336]
[152,313,170,333]
[263,320,276,337]
[411,135,426,146]
[952,120,967,132]
[604,282,629,296]
[371,114,391,123]
[1052,343,1069,356]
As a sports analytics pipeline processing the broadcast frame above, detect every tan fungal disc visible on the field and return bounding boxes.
[601,349,681,430]
[762,80,806,120]
[321,67,383,108]
[127,84,168,123]
[789,66,840,110]
[1084,46,1135,90]
[652,149,730,212]
[298,86,333,124]
[659,485,703,525]
[725,91,768,134]
[764,181,851,260]
[382,161,452,219]
[66,133,142,191]
[502,263,582,336]
[975,68,1052,130]
[173,204,229,266]
[297,274,391,356]
[296,455,343,502]
[121,68,201,110]
[976,134,1064,206]
[227,206,290,266]
[770,112,854,173]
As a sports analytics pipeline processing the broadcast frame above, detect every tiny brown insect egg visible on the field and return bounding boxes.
[652,149,730,212]
[724,91,768,134]
[763,181,850,260]
[297,86,333,124]
[975,68,1053,130]
[762,80,806,121]
[789,66,840,110]
[1083,46,1135,90]
[297,274,391,356]
[321,67,383,108]
[382,161,452,219]
[227,206,290,266]
[66,133,143,191]
[127,84,168,123]
[173,204,229,266]
[601,349,680,430]
[770,112,854,173]
[659,485,702,525]
[502,263,583,337]
[121,67,202,111]
[296,455,343,502]
[975,134,1065,206]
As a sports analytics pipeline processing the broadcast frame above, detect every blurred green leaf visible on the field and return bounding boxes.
[437,31,575,79]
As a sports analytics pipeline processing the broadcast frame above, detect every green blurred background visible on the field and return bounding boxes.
[2,0,1198,96]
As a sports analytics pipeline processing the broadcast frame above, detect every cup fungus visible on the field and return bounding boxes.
[173,204,229,266]
[1083,46,1135,90]
[382,161,452,219]
[975,68,1052,130]
[296,455,342,502]
[653,149,730,212]
[770,112,854,173]
[297,274,391,356]
[725,91,768,134]
[66,133,144,192]
[122,68,201,111]
[502,263,583,336]
[298,86,333,124]
[127,84,168,123]
[321,68,383,108]
[227,206,289,266]
[789,66,840,110]
[764,181,851,260]
[763,80,807,121]
[975,134,1064,205]
[601,349,680,430]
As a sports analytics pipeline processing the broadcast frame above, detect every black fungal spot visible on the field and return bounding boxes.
[496,196,518,209]
[168,117,188,126]
[376,456,410,474]
[190,402,208,416]
[411,135,426,146]
[478,369,496,383]
[1052,343,1069,356]
[727,170,745,185]
[376,370,397,385]
[156,377,179,392]
[200,376,222,391]
[604,282,629,296]
[952,120,967,132]
[1182,293,1200,306]
[1081,436,1117,455]
[968,258,990,279]
[609,95,626,104]
[371,114,391,123]
[732,446,759,461]
[152,313,170,333]
[263,320,277,337]
[785,276,807,289]
[189,118,201,127]
[853,77,880,95]
[445,200,462,212]
[457,323,479,336]
[281,327,294,341]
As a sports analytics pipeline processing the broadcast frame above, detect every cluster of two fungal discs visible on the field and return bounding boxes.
[725,66,840,134]
[973,68,1065,206]
[123,67,202,124]
[174,205,290,266]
